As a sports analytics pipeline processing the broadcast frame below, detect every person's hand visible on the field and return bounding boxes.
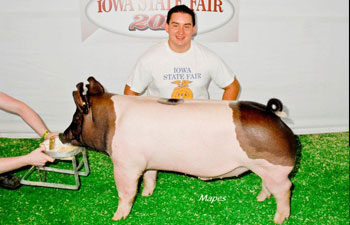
[45,132,59,140]
[26,146,55,167]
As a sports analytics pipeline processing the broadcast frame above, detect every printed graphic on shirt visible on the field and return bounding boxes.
[163,67,202,80]
[171,80,193,99]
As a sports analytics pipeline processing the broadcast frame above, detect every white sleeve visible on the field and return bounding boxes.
[210,55,235,88]
[127,59,153,94]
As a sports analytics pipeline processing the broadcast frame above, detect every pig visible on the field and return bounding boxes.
[60,77,296,224]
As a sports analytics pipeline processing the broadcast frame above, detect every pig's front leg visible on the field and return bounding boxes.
[142,170,157,196]
[112,164,143,221]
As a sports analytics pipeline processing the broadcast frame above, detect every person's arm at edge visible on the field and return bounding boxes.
[0,92,57,139]
[0,146,54,174]
[222,77,240,101]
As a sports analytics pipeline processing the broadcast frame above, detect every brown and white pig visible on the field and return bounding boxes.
[60,77,296,224]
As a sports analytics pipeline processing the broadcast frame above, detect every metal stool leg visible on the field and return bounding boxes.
[71,155,80,189]
[20,148,89,190]
[79,148,90,176]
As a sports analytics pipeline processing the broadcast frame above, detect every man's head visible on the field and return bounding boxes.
[166,5,196,27]
[165,5,196,53]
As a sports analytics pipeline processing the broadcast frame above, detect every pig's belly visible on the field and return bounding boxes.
[148,149,247,179]
[112,96,250,178]
[142,128,243,177]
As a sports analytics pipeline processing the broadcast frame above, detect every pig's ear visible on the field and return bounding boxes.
[73,82,89,113]
[86,76,105,95]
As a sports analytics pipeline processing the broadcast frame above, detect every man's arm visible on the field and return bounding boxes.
[124,85,140,96]
[222,78,240,100]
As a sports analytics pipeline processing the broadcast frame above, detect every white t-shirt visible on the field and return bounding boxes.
[127,40,235,99]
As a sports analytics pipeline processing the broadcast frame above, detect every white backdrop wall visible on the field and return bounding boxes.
[0,0,348,138]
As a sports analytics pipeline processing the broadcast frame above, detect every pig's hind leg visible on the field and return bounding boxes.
[253,165,293,224]
[112,165,143,221]
[142,170,157,196]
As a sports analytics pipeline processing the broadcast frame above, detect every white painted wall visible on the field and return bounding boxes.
[0,0,348,137]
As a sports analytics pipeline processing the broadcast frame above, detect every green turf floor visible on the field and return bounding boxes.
[0,132,349,225]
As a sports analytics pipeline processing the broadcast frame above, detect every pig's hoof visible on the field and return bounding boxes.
[112,210,129,221]
[141,192,152,197]
[112,214,127,221]
[112,216,122,221]
[273,211,289,224]
[141,185,155,197]
[257,191,271,202]
[141,189,154,197]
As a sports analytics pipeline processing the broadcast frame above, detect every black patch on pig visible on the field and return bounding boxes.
[230,101,296,166]
[157,98,184,105]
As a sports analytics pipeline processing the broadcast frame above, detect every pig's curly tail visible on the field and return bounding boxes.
[267,98,287,118]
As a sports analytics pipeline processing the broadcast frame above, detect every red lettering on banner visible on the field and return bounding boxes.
[125,0,135,11]
[129,14,167,30]
[167,0,172,10]
[149,0,154,10]
[155,0,166,10]
[214,0,223,12]
[86,0,237,41]
[149,14,166,29]
[97,0,224,13]
[197,0,206,11]
[129,14,149,30]
[97,0,135,12]
[138,0,147,11]
[191,0,222,12]
[97,0,111,12]
[175,0,182,6]
[207,0,212,12]
[97,0,103,12]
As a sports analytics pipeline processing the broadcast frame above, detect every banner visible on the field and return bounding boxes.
[80,0,239,42]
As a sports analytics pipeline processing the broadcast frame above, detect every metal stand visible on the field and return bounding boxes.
[20,147,89,190]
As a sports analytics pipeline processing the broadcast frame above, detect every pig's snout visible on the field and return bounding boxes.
[59,133,68,144]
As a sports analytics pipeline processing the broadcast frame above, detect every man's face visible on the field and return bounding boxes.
[165,12,196,53]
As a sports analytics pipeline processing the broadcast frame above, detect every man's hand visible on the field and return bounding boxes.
[26,146,55,167]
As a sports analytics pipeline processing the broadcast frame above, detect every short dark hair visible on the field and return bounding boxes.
[166,5,196,26]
